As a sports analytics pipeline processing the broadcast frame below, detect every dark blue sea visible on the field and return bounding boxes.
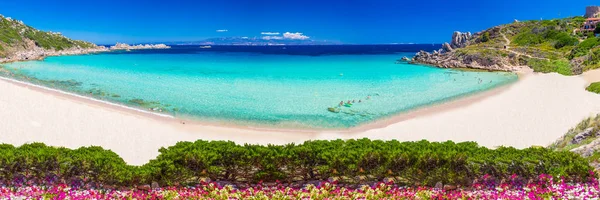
[101,44,442,56]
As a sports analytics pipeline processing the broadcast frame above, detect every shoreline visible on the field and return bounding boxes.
[2,66,600,165]
[346,66,532,132]
[0,76,176,119]
[0,69,522,134]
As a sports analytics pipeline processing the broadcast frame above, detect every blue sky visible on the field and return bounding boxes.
[0,0,595,44]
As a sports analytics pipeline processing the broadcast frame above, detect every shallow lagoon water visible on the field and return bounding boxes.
[1,46,517,128]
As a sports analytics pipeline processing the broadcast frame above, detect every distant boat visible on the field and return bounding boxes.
[200,46,212,49]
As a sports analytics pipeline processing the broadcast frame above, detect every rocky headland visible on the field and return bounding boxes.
[109,43,171,50]
[412,30,522,71]
[0,46,108,63]
[0,15,109,63]
[0,15,173,64]
[411,16,600,75]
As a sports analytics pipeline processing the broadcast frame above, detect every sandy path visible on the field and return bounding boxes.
[1,70,600,165]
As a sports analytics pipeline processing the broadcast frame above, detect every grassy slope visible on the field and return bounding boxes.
[550,115,600,167]
[0,15,97,57]
[456,17,600,75]
[550,114,600,151]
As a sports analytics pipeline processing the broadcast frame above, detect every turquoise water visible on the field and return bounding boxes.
[0,50,517,129]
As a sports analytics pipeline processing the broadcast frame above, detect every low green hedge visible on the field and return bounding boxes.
[0,139,592,187]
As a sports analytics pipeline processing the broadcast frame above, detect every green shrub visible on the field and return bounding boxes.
[551,32,578,49]
[587,82,600,94]
[0,143,136,186]
[570,37,600,59]
[526,58,572,75]
[582,48,600,70]
[573,16,587,24]
[513,29,544,46]
[481,32,490,42]
[511,21,579,50]
[540,20,557,27]
[0,139,592,187]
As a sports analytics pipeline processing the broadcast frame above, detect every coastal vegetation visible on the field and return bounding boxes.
[413,16,600,74]
[587,82,600,93]
[550,114,600,172]
[550,114,600,151]
[0,139,597,199]
[0,15,99,59]
[525,58,572,75]
[0,139,591,189]
[482,18,587,74]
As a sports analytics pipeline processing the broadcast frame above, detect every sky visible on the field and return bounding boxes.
[0,0,596,44]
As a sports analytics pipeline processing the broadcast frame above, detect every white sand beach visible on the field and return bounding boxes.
[1,69,600,165]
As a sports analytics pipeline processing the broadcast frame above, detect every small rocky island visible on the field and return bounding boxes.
[411,7,600,75]
[109,43,171,50]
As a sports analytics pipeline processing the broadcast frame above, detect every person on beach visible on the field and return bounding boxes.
[339,101,344,106]
[347,100,351,104]
[359,100,362,103]
[352,100,355,103]
[367,96,371,100]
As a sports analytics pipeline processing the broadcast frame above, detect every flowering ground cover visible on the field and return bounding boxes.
[1,175,599,199]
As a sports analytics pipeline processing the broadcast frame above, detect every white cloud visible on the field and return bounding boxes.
[216,29,228,32]
[260,32,310,40]
[262,36,284,40]
[283,32,309,40]
[261,32,280,35]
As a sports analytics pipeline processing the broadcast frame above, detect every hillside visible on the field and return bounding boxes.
[0,14,106,62]
[413,16,600,75]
